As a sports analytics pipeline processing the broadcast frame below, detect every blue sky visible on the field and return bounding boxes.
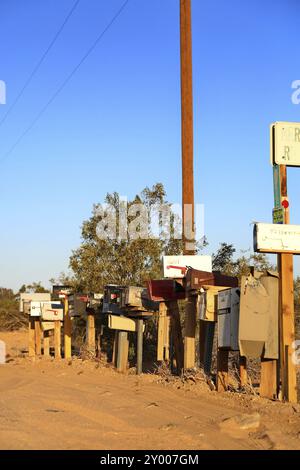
[0,0,300,291]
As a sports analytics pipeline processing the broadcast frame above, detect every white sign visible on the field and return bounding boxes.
[163,255,212,279]
[271,121,300,166]
[254,223,300,254]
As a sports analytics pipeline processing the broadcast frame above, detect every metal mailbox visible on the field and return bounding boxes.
[102,285,125,315]
[185,269,238,291]
[123,286,159,312]
[20,293,51,314]
[68,294,89,317]
[217,288,240,351]
[163,255,212,279]
[41,302,64,321]
[239,271,279,359]
[198,286,231,322]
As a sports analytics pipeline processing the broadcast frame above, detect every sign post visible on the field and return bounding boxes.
[255,122,300,403]
[278,166,297,403]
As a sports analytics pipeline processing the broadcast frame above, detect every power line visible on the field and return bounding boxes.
[0,0,130,166]
[0,0,81,129]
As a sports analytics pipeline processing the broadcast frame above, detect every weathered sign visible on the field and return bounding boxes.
[254,223,300,254]
[271,122,300,166]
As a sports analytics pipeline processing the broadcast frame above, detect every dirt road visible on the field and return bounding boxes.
[0,330,300,450]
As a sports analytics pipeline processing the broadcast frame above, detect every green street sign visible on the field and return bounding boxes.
[272,207,284,224]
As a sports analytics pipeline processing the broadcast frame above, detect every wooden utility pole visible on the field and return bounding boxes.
[278,166,297,403]
[180,0,195,255]
[180,0,197,371]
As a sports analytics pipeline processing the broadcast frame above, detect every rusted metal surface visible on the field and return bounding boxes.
[146,280,185,302]
[185,268,238,291]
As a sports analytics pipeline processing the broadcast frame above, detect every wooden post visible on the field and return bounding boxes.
[278,165,298,403]
[35,319,41,356]
[180,0,197,374]
[29,317,36,357]
[164,314,170,361]
[180,0,195,255]
[199,320,208,367]
[157,302,166,361]
[64,296,72,360]
[43,330,50,357]
[260,358,277,399]
[184,295,197,369]
[97,331,102,358]
[167,300,184,374]
[117,331,129,373]
[217,349,229,392]
[112,331,118,366]
[86,314,96,354]
[203,322,215,376]
[239,356,248,388]
[54,321,61,359]
[136,319,144,375]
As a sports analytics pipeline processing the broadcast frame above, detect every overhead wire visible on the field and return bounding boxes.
[0,0,130,166]
[0,0,81,129]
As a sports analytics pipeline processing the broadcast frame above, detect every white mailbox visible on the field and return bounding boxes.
[29,301,43,317]
[217,288,240,351]
[20,293,51,314]
[41,302,64,321]
[163,255,212,279]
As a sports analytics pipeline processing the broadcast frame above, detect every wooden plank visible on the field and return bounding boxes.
[184,294,197,369]
[108,314,144,333]
[112,331,118,366]
[117,331,129,373]
[260,358,277,399]
[199,320,207,367]
[43,330,50,357]
[35,319,42,356]
[239,356,248,388]
[157,303,166,361]
[29,318,36,358]
[54,321,61,359]
[97,332,101,358]
[167,300,184,374]
[203,322,215,376]
[86,314,96,353]
[217,349,229,392]
[136,319,144,375]
[63,297,72,359]
[164,314,170,361]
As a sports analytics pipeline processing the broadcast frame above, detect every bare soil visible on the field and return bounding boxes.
[0,330,300,450]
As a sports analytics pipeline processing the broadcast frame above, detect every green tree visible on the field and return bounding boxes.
[212,243,275,280]
[18,282,49,294]
[69,183,184,292]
